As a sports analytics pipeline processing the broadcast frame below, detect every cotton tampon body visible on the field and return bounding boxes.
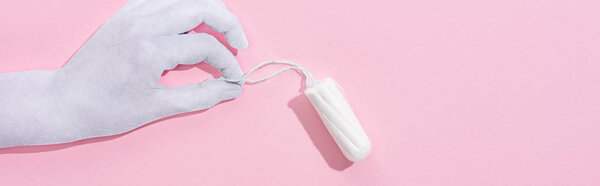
[305,78,371,162]
[223,61,372,162]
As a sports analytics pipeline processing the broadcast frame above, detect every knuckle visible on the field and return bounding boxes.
[136,38,161,60]
[195,33,220,44]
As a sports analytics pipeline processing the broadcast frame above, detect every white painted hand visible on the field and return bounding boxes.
[0,0,247,147]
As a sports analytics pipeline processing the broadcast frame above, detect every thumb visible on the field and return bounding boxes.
[154,79,242,114]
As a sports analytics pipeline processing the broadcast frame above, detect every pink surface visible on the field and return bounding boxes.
[1,0,600,185]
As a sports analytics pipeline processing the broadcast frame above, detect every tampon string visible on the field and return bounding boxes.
[221,60,318,88]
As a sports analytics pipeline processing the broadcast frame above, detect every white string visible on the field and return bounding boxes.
[221,60,318,88]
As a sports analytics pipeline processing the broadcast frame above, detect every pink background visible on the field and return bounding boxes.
[1,0,600,185]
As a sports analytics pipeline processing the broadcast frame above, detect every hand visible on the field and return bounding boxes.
[0,0,247,147]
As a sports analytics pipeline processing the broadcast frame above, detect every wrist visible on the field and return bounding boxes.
[0,70,71,147]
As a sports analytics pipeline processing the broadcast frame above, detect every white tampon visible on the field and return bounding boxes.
[222,60,372,162]
[304,78,371,162]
